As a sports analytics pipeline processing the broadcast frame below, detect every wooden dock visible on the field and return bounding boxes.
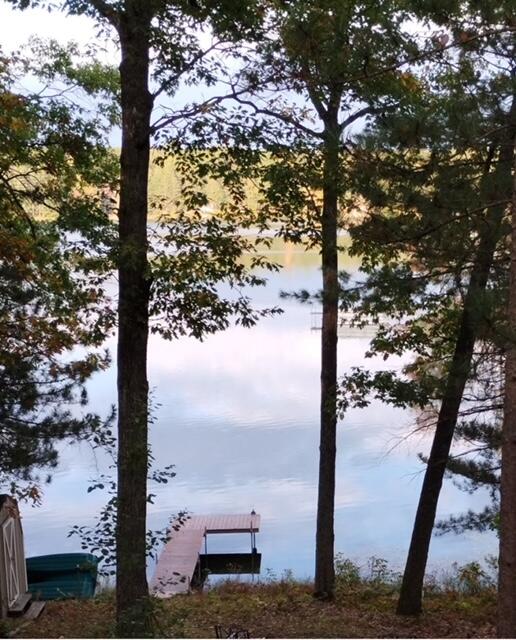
[150,513,260,597]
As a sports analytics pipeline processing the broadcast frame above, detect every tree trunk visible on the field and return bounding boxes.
[314,115,340,600]
[497,136,516,638]
[115,2,154,635]
[397,97,516,616]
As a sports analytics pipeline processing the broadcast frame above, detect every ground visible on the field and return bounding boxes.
[2,577,497,638]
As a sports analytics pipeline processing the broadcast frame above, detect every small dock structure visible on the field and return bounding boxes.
[150,513,260,597]
[310,309,401,335]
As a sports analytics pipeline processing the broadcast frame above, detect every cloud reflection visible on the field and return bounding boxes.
[20,259,497,577]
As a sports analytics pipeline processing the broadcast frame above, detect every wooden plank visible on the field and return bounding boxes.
[150,528,204,596]
[8,592,31,616]
[22,600,45,620]
[186,514,260,534]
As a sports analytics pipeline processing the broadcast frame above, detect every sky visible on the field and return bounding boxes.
[0,2,254,150]
[0,2,104,52]
[0,0,363,143]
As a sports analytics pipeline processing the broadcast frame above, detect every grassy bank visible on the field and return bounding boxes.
[2,559,498,639]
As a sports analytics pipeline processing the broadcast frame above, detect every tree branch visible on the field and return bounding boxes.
[348,25,514,87]
[150,89,246,133]
[230,91,324,139]
[152,40,230,100]
[87,0,120,28]
[340,104,394,130]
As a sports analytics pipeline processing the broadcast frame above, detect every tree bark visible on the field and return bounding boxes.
[115,2,154,635]
[314,114,340,600]
[397,96,516,616]
[497,134,516,639]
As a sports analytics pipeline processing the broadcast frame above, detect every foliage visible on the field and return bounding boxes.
[0,42,117,493]
[336,15,514,530]
[148,211,282,341]
[68,401,187,577]
[4,562,500,639]
[5,2,291,635]
[147,152,262,217]
[436,418,501,535]
[335,555,402,594]
[441,560,497,596]
[187,0,427,599]
[69,482,187,579]
[334,554,361,588]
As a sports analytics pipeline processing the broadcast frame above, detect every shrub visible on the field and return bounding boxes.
[334,554,361,588]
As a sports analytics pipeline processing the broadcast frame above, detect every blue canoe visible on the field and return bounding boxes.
[26,553,99,600]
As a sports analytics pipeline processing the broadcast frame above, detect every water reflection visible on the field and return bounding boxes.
[22,243,497,577]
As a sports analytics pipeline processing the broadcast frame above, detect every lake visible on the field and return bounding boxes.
[22,240,497,580]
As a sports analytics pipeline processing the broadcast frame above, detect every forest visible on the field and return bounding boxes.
[0,0,515,637]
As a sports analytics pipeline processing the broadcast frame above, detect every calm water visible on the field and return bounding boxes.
[22,242,497,579]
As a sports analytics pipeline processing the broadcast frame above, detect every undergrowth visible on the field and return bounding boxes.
[4,557,497,639]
